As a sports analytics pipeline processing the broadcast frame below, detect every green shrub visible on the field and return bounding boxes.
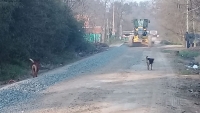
[0,64,28,81]
[179,50,200,59]
[160,40,182,45]
[0,0,95,81]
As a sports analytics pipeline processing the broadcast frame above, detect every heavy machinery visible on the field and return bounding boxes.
[128,19,150,47]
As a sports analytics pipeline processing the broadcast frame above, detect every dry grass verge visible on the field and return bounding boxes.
[161,47,200,107]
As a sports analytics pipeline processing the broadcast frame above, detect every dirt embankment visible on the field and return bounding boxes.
[161,46,200,108]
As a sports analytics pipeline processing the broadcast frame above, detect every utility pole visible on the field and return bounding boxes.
[193,16,195,32]
[102,0,108,43]
[112,2,115,36]
[190,0,195,32]
[107,18,109,43]
[185,0,189,48]
[177,0,200,48]
[191,0,196,47]
[193,9,196,47]
[119,0,123,40]
[186,0,189,32]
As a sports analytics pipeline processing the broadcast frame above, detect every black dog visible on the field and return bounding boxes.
[146,56,154,70]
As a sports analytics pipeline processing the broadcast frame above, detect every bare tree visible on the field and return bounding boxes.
[153,0,188,43]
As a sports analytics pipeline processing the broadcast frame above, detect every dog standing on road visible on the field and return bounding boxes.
[146,56,154,70]
[29,58,40,78]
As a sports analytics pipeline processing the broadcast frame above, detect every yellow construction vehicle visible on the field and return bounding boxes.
[128,19,150,47]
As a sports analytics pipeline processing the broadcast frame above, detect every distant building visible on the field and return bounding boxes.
[75,14,90,28]
[75,14,103,34]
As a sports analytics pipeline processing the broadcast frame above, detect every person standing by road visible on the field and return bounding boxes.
[185,32,190,48]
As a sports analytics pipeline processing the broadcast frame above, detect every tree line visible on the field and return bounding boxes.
[71,0,150,39]
[0,0,94,81]
[154,0,200,43]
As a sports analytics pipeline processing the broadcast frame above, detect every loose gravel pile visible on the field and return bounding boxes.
[0,45,125,112]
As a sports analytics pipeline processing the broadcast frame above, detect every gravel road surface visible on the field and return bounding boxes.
[0,44,199,113]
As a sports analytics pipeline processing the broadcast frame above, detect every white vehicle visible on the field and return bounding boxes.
[149,30,159,45]
[150,30,158,37]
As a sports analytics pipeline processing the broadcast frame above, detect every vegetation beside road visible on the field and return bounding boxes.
[161,46,200,106]
[161,46,200,75]
[0,0,97,82]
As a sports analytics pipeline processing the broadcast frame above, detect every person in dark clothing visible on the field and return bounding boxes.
[185,32,190,48]
[184,32,189,40]
[189,33,195,47]
[143,31,147,36]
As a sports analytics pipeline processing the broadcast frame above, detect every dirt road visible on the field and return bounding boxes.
[1,45,200,113]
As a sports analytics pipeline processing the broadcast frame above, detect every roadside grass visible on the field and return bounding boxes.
[173,58,194,75]
[0,64,28,82]
[162,47,200,103]
[45,51,78,65]
[160,40,182,45]
[161,49,172,53]
[161,48,200,75]
[108,37,123,45]
[179,50,200,59]
[178,49,200,74]
[0,52,81,83]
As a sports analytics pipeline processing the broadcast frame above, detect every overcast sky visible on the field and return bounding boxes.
[125,0,151,3]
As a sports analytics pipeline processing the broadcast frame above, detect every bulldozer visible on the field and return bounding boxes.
[128,19,150,47]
